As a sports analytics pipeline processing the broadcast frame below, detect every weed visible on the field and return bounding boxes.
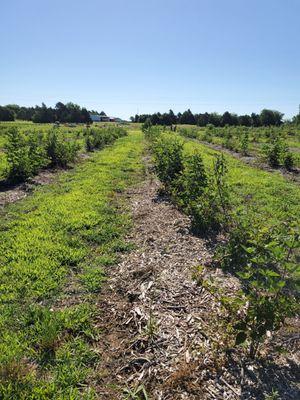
[123,384,149,400]
[264,389,280,400]
[145,307,158,339]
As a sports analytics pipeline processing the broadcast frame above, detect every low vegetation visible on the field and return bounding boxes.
[85,126,127,152]
[146,126,299,359]
[1,125,127,183]
[0,120,298,397]
[178,124,300,169]
[0,129,144,398]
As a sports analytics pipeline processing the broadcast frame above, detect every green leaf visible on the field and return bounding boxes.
[241,245,255,254]
[233,321,247,331]
[235,331,247,346]
[265,270,280,278]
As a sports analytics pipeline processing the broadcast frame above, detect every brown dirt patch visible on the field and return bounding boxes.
[0,169,59,208]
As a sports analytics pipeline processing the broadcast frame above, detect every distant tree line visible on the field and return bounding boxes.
[130,108,297,127]
[0,102,94,123]
[293,114,300,125]
[89,110,107,116]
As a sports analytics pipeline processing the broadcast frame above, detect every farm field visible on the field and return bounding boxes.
[2,1,300,398]
[0,123,299,399]
[178,124,300,170]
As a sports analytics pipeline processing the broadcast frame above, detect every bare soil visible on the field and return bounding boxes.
[0,170,59,208]
[93,177,300,399]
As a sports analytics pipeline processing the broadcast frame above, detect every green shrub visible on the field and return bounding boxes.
[236,223,299,358]
[4,128,48,182]
[178,127,198,139]
[4,128,33,182]
[175,151,208,207]
[46,129,80,167]
[202,130,213,143]
[85,134,94,152]
[152,133,184,187]
[143,125,161,142]
[201,124,215,143]
[142,118,152,133]
[240,133,249,155]
[85,127,127,151]
[284,152,294,170]
[27,131,48,173]
[223,131,236,150]
[217,218,299,358]
[262,137,288,167]
[189,155,230,233]
[150,132,230,233]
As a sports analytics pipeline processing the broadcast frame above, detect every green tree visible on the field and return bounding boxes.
[32,103,55,123]
[260,109,284,126]
[0,106,15,121]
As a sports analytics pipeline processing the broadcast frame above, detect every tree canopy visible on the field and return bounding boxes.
[131,108,288,127]
[0,106,15,121]
[0,102,97,123]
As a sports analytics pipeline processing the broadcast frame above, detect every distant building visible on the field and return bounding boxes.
[89,114,124,123]
[90,114,101,122]
[101,115,110,122]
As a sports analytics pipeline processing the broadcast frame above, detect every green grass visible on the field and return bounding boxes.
[178,124,300,167]
[183,140,300,226]
[0,130,145,399]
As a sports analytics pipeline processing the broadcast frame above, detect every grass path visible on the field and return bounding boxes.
[0,131,145,399]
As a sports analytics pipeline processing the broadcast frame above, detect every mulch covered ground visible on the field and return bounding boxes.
[94,176,300,399]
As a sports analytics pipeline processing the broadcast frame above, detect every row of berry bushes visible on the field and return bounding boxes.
[85,126,127,151]
[145,125,299,359]
[178,125,297,170]
[4,126,127,183]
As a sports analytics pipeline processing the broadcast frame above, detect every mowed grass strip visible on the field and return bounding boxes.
[0,131,144,399]
[184,140,300,226]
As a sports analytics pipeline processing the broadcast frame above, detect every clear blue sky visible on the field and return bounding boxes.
[1,0,299,119]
